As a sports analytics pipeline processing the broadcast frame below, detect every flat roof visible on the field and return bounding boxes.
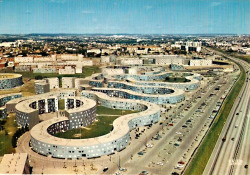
[15,95,58,113]
[30,91,160,146]
[0,73,22,80]
[124,72,200,86]
[92,87,184,98]
[0,153,28,174]
[66,96,96,114]
[34,80,48,86]
[8,89,76,112]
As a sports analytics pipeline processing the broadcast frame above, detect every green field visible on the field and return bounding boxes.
[0,113,18,156]
[233,55,250,64]
[55,106,137,139]
[184,57,246,175]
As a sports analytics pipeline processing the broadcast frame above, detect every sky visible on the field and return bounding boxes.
[0,0,249,34]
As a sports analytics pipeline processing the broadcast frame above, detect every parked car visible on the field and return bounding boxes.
[103,167,109,172]
[139,170,149,175]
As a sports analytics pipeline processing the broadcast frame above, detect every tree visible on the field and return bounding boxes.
[11,127,27,148]
[35,75,43,80]
[5,129,8,135]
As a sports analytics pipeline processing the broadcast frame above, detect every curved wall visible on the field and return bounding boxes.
[30,91,161,159]
[92,87,185,105]
[0,73,23,89]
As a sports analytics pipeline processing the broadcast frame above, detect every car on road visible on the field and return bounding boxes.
[138,151,144,155]
[139,170,149,175]
[172,172,179,175]
[119,167,127,172]
[157,162,164,166]
[174,143,180,146]
[176,164,184,168]
[146,143,153,148]
[103,167,109,172]
[178,161,185,164]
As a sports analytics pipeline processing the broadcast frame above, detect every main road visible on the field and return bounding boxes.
[111,66,237,175]
[203,47,250,175]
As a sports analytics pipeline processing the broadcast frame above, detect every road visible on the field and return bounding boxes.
[122,72,236,175]
[203,47,250,175]
[105,68,238,175]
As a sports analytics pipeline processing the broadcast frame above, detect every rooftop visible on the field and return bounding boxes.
[30,91,160,146]
[0,153,28,174]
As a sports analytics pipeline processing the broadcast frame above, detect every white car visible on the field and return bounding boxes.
[176,164,184,168]
[157,162,164,166]
[119,167,127,172]
[146,143,153,148]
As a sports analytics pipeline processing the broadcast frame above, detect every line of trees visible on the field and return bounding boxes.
[11,125,29,148]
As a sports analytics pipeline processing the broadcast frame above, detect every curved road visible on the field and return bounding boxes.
[203,48,250,175]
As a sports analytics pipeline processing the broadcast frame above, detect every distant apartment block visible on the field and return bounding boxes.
[62,77,76,89]
[59,66,76,75]
[45,77,59,89]
[34,80,50,94]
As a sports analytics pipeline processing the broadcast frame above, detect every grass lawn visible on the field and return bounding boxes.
[58,99,65,110]
[55,106,137,139]
[96,105,137,116]
[184,57,246,175]
[55,115,118,139]
[0,113,18,156]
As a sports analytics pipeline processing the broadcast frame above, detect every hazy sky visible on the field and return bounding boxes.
[0,0,249,34]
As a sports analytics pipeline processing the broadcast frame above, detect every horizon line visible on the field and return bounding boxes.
[0,33,249,36]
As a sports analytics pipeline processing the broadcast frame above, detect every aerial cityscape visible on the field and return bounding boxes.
[0,0,249,175]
